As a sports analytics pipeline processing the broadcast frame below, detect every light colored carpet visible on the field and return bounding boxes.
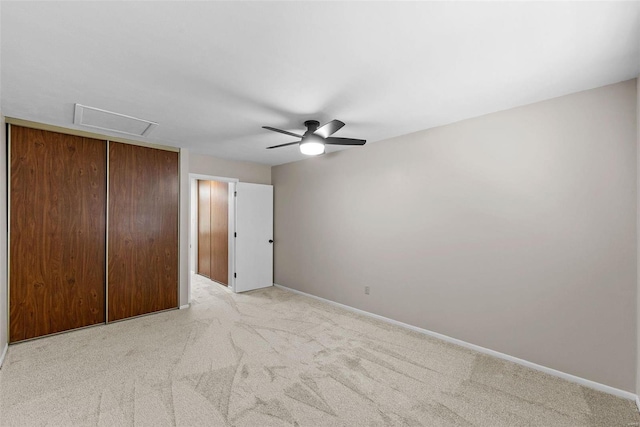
[0,274,638,426]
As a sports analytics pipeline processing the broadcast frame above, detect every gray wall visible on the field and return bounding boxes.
[0,113,6,362]
[273,80,637,392]
[0,115,5,362]
[0,0,7,363]
[0,112,5,362]
[190,153,271,185]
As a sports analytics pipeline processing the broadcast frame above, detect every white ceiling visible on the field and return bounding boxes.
[1,1,639,166]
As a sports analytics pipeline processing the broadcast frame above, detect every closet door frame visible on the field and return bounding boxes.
[6,120,182,341]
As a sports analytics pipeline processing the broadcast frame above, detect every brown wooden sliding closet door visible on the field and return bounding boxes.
[197,180,228,285]
[197,180,212,278]
[10,126,106,342]
[108,142,179,321]
[210,180,229,285]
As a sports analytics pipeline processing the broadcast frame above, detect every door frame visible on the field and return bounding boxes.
[188,174,238,300]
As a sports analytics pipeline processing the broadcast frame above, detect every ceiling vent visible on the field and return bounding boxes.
[73,104,158,137]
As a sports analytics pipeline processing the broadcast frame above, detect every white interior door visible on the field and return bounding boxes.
[234,182,273,292]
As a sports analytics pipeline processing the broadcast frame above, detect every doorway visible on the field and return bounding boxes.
[187,175,274,304]
[189,175,237,294]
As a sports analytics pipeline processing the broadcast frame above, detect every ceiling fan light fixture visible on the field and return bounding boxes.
[264,119,365,154]
[299,139,325,155]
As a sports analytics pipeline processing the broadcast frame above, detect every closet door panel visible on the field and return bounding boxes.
[108,143,179,321]
[197,180,211,278]
[210,180,228,285]
[10,126,106,342]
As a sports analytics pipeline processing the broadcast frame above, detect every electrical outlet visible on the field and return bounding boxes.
[365,286,370,295]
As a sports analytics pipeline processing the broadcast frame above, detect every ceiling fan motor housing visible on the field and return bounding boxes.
[304,120,320,135]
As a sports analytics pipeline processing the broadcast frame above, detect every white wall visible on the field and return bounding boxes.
[273,80,637,392]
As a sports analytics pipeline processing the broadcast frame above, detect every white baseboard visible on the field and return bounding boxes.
[274,283,638,403]
[179,304,190,310]
[636,396,640,413]
[0,343,7,369]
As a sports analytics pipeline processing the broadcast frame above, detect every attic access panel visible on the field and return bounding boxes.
[74,104,158,137]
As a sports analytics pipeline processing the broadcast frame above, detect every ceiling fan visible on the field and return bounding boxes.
[263,120,366,155]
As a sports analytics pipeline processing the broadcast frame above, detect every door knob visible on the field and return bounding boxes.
[269,239,274,243]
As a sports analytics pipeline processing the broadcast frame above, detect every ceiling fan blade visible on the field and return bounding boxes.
[266,141,299,149]
[324,137,366,146]
[314,120,345,138]
[262,126,303,138]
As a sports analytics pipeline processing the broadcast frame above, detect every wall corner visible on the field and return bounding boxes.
[636,76,640,399]
[179,148,190,307]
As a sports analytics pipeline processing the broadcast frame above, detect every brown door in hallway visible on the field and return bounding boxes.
[10,126,107,342]
[210,180,229,285]
[197,180,229,285]
[197,180,212,278]
[108,142,179,321]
